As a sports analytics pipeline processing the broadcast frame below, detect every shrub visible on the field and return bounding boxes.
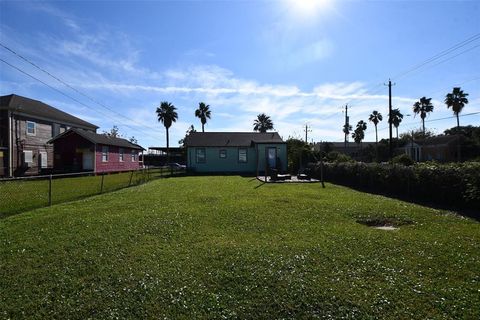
[310,161,480,210]
[391,154,414,166]
[326,151,352,163]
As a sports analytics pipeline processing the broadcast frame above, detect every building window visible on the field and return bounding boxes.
[219,149,227,159]
[131,150,136,162]
[102,146,109,162]
[196,148,206,163]
[119,148,124,162]
[238,148,247,163]
[39,151,48,168]
[26,121,36,136]
[23,150,33,164]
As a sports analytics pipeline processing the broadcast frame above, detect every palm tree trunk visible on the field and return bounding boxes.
[202,123,205,132]
[422,119,425,135]
[456,113,460,128]
[375,125,378,162]
[396,126,399,139]
[166,128,170,165]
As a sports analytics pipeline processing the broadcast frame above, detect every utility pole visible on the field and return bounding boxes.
[343,104,349,149]
[384,79,396,158]
[304,124,312,143]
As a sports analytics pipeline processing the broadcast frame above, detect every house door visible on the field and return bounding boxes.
[267,147,277,169]
[82,151,94,171]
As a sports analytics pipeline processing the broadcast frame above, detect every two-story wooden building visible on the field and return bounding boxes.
[0,94,98,177]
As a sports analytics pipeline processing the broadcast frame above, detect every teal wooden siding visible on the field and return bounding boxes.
[187,144,287,173]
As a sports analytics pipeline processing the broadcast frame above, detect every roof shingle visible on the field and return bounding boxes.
[184,132,285,147]
[0,94,98,129]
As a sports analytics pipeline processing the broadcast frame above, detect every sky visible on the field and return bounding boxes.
[1,0,479,149]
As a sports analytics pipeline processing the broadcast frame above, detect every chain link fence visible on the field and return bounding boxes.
[0,166,185,218]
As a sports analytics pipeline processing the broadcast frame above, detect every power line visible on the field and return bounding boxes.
[0,42,164,136]
[0,57,162,141]
[391,33,480,81]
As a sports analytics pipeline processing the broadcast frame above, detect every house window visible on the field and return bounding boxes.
[119,148,124,162]
[131,150,136,162]
[102,146,109,162]
[196,148,206,163]
[26,121,36,136]
[23,150,33,164]
[39,151,48,168]
[219,149,227,159]
[238,148,247,163]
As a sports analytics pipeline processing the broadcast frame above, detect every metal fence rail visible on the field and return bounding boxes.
[0,166,184,218]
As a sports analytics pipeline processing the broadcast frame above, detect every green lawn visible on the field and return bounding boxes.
[1,176,479,319]
[0,167,172,218]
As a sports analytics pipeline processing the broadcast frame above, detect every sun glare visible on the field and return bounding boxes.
[285,0,333,18]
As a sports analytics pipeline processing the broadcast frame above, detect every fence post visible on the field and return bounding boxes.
[129,170,134,186]
[48,174,52,206]
[100,173,105,193]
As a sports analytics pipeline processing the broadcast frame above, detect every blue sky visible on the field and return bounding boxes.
[1,0,479,148]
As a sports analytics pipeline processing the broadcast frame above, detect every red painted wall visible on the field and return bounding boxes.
[53,133,93,172]
[95,144,141,173]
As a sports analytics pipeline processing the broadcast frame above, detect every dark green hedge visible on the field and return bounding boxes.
[310,161,480,210]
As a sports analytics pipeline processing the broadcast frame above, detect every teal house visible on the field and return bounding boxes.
[184,132,287,174]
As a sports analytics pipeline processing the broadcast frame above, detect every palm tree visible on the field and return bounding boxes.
[156,101,178,162]
[352,120,367,147]
[413,97,434,134]
[253,113,274,133]
[389,108,404,139]
[343,123,352,148]
[195,102,211,132]
[445,87,469,128]
[368,110,383,145]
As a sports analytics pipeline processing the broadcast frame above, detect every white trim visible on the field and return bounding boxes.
[119,148,124,162]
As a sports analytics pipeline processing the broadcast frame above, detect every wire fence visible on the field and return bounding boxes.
[0,166,185,218]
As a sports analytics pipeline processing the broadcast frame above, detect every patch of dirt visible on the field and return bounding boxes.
[356,217,414,230]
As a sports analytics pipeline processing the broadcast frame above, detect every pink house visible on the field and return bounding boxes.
[48,128,144,173]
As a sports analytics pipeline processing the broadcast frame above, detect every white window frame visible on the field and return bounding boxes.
[39,151,48,168]
[102,146,109,162]
[238,148,247,163]
[219,149,227,159]
[23,150,33,164]
[119,148,124,162]
[196,148,206,164]
[26,121,36,136]
[131,150,136,162]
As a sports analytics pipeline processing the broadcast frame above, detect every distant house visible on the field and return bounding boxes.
[404,135,462,162]
[48,128,144,173]
[314,141,376,161]
[184,132,287,174]
[0,94,98,177]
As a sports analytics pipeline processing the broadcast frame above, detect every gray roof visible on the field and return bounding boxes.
[0,94,98,129]
[49,128,144,150]
[185,132,285,147]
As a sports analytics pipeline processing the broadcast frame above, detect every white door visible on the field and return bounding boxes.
[82,152,94,171]
[267,147,277,169]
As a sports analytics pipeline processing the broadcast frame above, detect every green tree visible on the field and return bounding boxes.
[445,87,469,128]
[389,108,404,139]
[368,110,383,145]
[352,120,367,147]
[156,101,178,162]
[194,102,211,132]
[103,125,121,137]
[413,97,434,135]
[178,125,196,147]
[253,113,274,133]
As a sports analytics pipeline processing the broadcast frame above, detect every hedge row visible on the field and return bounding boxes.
[310,161,480,210]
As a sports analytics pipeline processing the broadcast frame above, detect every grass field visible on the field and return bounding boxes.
[0,167,175,218]
[1,176,479,319]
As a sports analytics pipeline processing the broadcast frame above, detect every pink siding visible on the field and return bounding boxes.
[95,144,141,173]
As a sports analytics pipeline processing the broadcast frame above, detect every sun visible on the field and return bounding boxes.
[285,0,333,18]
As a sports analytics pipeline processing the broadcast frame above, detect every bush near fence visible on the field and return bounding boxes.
[0,166,184,218]
[310,161,480,210]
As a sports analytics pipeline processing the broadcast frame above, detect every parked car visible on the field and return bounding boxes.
[167,162,186,169]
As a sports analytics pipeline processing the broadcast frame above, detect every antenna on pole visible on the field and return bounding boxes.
[304,123,312,143]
